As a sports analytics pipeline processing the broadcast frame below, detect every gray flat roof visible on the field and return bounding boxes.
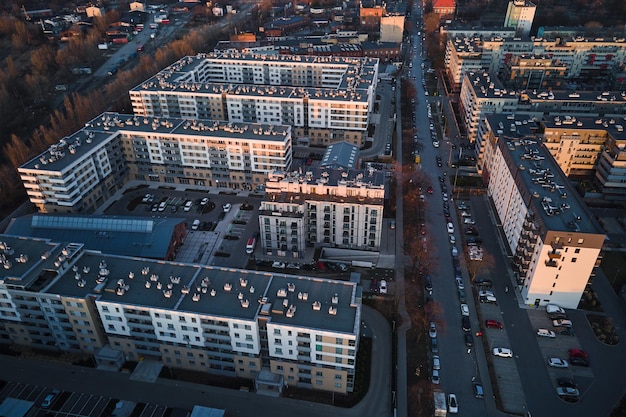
[541,115,626,140]
[20,113,291,171]
[320,142,360,169]
[523,90,626,104]
[486,114,601,234]
[464,72,518,100]
[32,244,358,332]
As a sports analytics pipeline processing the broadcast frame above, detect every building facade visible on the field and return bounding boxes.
[19,113,293,213]
[0,235,361,394]
[129,53,379,147]
[504,0,536,36]
[258,168,385,258]
[479,117,605,309]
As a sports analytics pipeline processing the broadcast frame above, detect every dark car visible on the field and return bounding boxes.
[370,278,378,293]
[569,357,590,367]
[462,316,471,331]
[548,312,568,320]
[431,337,439,353]
[474,279,493,288]
[557,377,577,388]
[464,332,474,347]
[557,328,575,336]
[424,275,433,293]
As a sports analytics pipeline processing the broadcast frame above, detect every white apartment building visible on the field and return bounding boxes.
[445,35,626,87]
[259,168,386,258]
[460,72,518,142]
[479,115,605,309]
[18,113,292,213]
[130,53,379,147]
[504,0,536,36]
[0,234,361,394]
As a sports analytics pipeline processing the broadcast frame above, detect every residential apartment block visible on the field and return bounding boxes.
[0,235,361,394]
[18,113,292,213]
[129,53,379,147]
[478,114,605,308]
[259,168,385,258]
[445,35,626,87]
[460,71,518,142]
[541,116,626,201]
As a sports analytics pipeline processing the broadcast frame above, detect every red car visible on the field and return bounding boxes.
[316,261,327,270]
[427,186,434,194]
[568,348,588,358]
[486,320,503,329]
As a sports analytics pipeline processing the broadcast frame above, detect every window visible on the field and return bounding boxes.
[578,238,584,244]
[316,345,322,351]
[335,383,342,388]
[275,348,283,354]
[574,248,580,254]
[571,258,577,263]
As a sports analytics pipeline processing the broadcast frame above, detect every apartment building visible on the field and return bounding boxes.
[459,71,519,142]
[504,0,536,36]
[517,90,626,118]
[0,235,361,394]
[501,54,567,90]
[479,115,605,309]
[18,113,292,213]
[258,168,385,258]
[129,53,379,147]
[445,35,626,87]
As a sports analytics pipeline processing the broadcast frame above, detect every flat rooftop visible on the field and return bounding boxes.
[522,90,626,104]
[487,114,601,234]
[20,113,291,171]
[542,115,626,140]
[23,241,360,334]
[465,72,518,100]
[131,52,377,100]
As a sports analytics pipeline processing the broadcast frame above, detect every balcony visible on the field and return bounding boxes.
[548,250,561,259]
[550,241,563,250]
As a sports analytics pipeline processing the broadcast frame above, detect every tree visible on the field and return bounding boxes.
[467,249,495,283]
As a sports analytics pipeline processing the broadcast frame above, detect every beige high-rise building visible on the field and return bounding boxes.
[504,0,536,36]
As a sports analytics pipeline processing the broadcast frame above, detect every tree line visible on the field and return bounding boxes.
[0,11,230,217]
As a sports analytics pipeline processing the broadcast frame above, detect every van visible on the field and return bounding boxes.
[246,237,256,254]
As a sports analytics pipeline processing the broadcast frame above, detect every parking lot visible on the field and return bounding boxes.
[0,381,173,417]
[102,185,262,269]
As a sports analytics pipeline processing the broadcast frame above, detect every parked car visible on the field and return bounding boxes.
[569,357,590,367]
[429,322,437,338]
[446,222,454,234]
[486,319,503,329]
[556,387,580,397]
[553,319,573,327]
[457,288,466,303]
[480,295,497,304]
[431,369,440,384]
[447,393,459,414]
[537,328,556,338]
[568,348,588,358]
[272,261,286,269]
[433,355,441,370]
[474,278,492,288]
[460,304,470,316]
[492,347,513,358]
[547,357,569,368]
[449,234,456,244]
[472,381,484,399]
[546,304,566,315]
[431,337,439,353]
[462,316,471,332]
[557,377,577,388]
[451,246,458,257]
[337,262,349,272]
[379,280,388,294]
[464,332,474,347]
[222,203,232,212]
[41,390,60,408]
[456,277,464,290]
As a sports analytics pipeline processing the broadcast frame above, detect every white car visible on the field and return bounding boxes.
[446,222,454,234]
[429,322,437,338]
[479,290,495,298]
[537,328,556,338]
[432,354,440,370]
[447,393,458,414]
[191,219,200,230]
[442,193,448,202]
[222,203,232,212]
[379,280,388,294]
[492,347,513,358]
[546,304,566,315]
[456,278,464,290]
[548,357,569,368]
[460,304,469,316]
[431,369,440,384]
[552,319,573,327]
[451,246,458,257]
[272,261,286,269]
[200,197,209,205]
[449,234,456,244]
[463,218,475,225]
